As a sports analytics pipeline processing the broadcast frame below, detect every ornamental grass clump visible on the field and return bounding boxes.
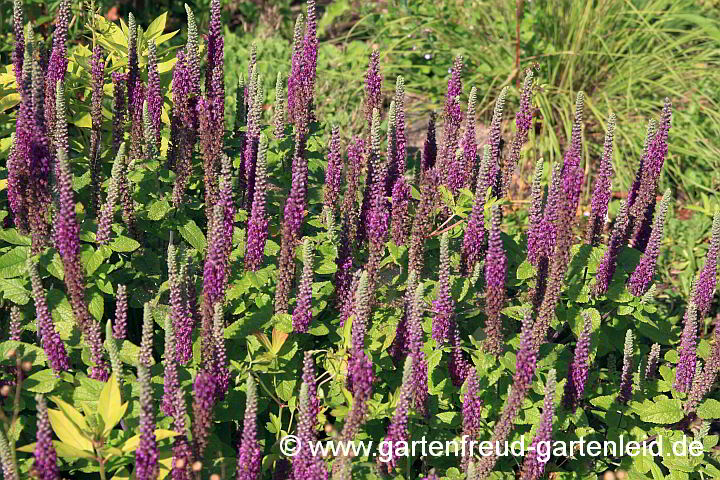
[3,3,719,479]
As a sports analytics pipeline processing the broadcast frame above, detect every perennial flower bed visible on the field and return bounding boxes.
[1,1,719,479]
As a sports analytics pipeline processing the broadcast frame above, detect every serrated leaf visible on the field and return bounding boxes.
[0,278,30,304]
[0,229,31,245]
[632,397,684,424]
[88,292,104,321]
[516,259,535,280]
[0,246,28,278]
[25,369,60,393]
[178,220,206,252]
[147,199,171,220]
[697,399,720,419]
[110,235,141,252]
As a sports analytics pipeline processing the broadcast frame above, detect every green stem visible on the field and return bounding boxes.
[98,461,107,480]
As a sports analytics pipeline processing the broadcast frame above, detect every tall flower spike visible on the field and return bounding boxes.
[363,50,382,129]
[359,106,386,244]
[235,375,262,480]
[692,210,720,318]
[421,112,437,173]
[520,369,557,480]
[674,302,698,393]
[563,312,592,411]
[201,205,229,362]
[234,73,247,136]
[630,99,672,252]
[628,189,671,296]
[244,68,262,210]
[394,76,407,178]
[171,388,192,480]
[377,356,413,473]
[127,13,139,106]
[408,169,439,275]
[192,370,216,459]
[526,157,546,265]
[139,302,154,368]
[105,320,123,382]
[297,0,318,128]
[483,205,507,355]
[462,145,491,275]
[162,312,180,418]
[273,72,286,138]
[89,45,105,213]
[96,143,127,246]
[486,86,508,197]
[431,232,455,345]
[324,126,343,212]
[340,137,365,246]
[473,311,538,479]
[449,321,472,387]
[501,70,534,197]
[365,107,390,289]
[176,253,196,365]
[33,395,59,480]
[586,114,615,245]
[54,81,109,381]
[441,55,464,192]
[628,119,658,207]
[286,13,304,124]
[111,72,128,156]
[293,239,315,333]
[184,3,201,92]
[143,101,158,159]
[646,343,661,380]
[146,40,163,147]
[461,369,483,452]
[136,364,159,480]
[389,271,417,361]
[12,0,24,91]
[212,303,230,400]
[618,330,634,404]
[9,305,22,341]
[461,86,478,189]
[113,284,128,340]
[593,201,630,297]
[408,283,429,416]
[293,354,327,480]
[28,258,70,373]
[391,176,410,246]
[245,135,269,271]
[44,0,70,142]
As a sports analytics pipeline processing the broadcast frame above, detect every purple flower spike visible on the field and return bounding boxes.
[449,323,472,387]
[486,87,508,197]
[440,55,464,191]
[146,41,163,147]
[212,303,230,401]
[646,343,661,380]
[273,72,285,139]
[461,370,483,449]
[563,312,592,411]
[628,189,671,296]
[389,272,417,361]
[586,114,615,245]
[526,158,546,266]
[377,356,413,473]
[170,389,192,480]
[407,282,429,416]
[593,201,630,297]
[139,302,154,368]
[287,14,304,125]
[340,137,365,246]
[501,70,534,197]
[293,353,327,480]
[12,0,24,92]
[54,82,109,381]
[245,135,270,271]
[391,176,410,246]
[33,395,59,480]
[483,205,507,355]
[127,13,139,107]
[44,0,70,142]
[111,72,128,155]
[462,146,490,275]
[692,211,720,318]
[630,99,672,251]
[431,232,455,345]
[394,76,407,178]
[618,330,634,404]
[409,169,439,275]
[235,376,263,480]
[421,112,437,173]
[205,0,223,97]
[28,259,70,373]
[363,50,382,128]
[674,302,698,393]
[162,305,180,419]
[9,306,22,341]
[521,369,557,480]
[135,364,159,480]
[323,126,343,212]
[192,370,216,459]
[366,108,391,288]
[473,311,538,479]
[461,86,478,189]
[292,239,315,333]
[96,143,126,246]
[112,284,128,341]
[89,45,105,213]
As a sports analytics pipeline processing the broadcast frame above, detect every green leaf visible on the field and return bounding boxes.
[147,199,171,220]
[632,397,684,424]
[98,374,128,435]
[110,235,141,252]
[516,259,535,280]
[0,278,30,304]
[0,229,31,245]
[697,399,720,419]
[0,246,29,278]
[25,369,60,393]
[178,219,207,252]
[88,291,104,321]
[145,12,168,38]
